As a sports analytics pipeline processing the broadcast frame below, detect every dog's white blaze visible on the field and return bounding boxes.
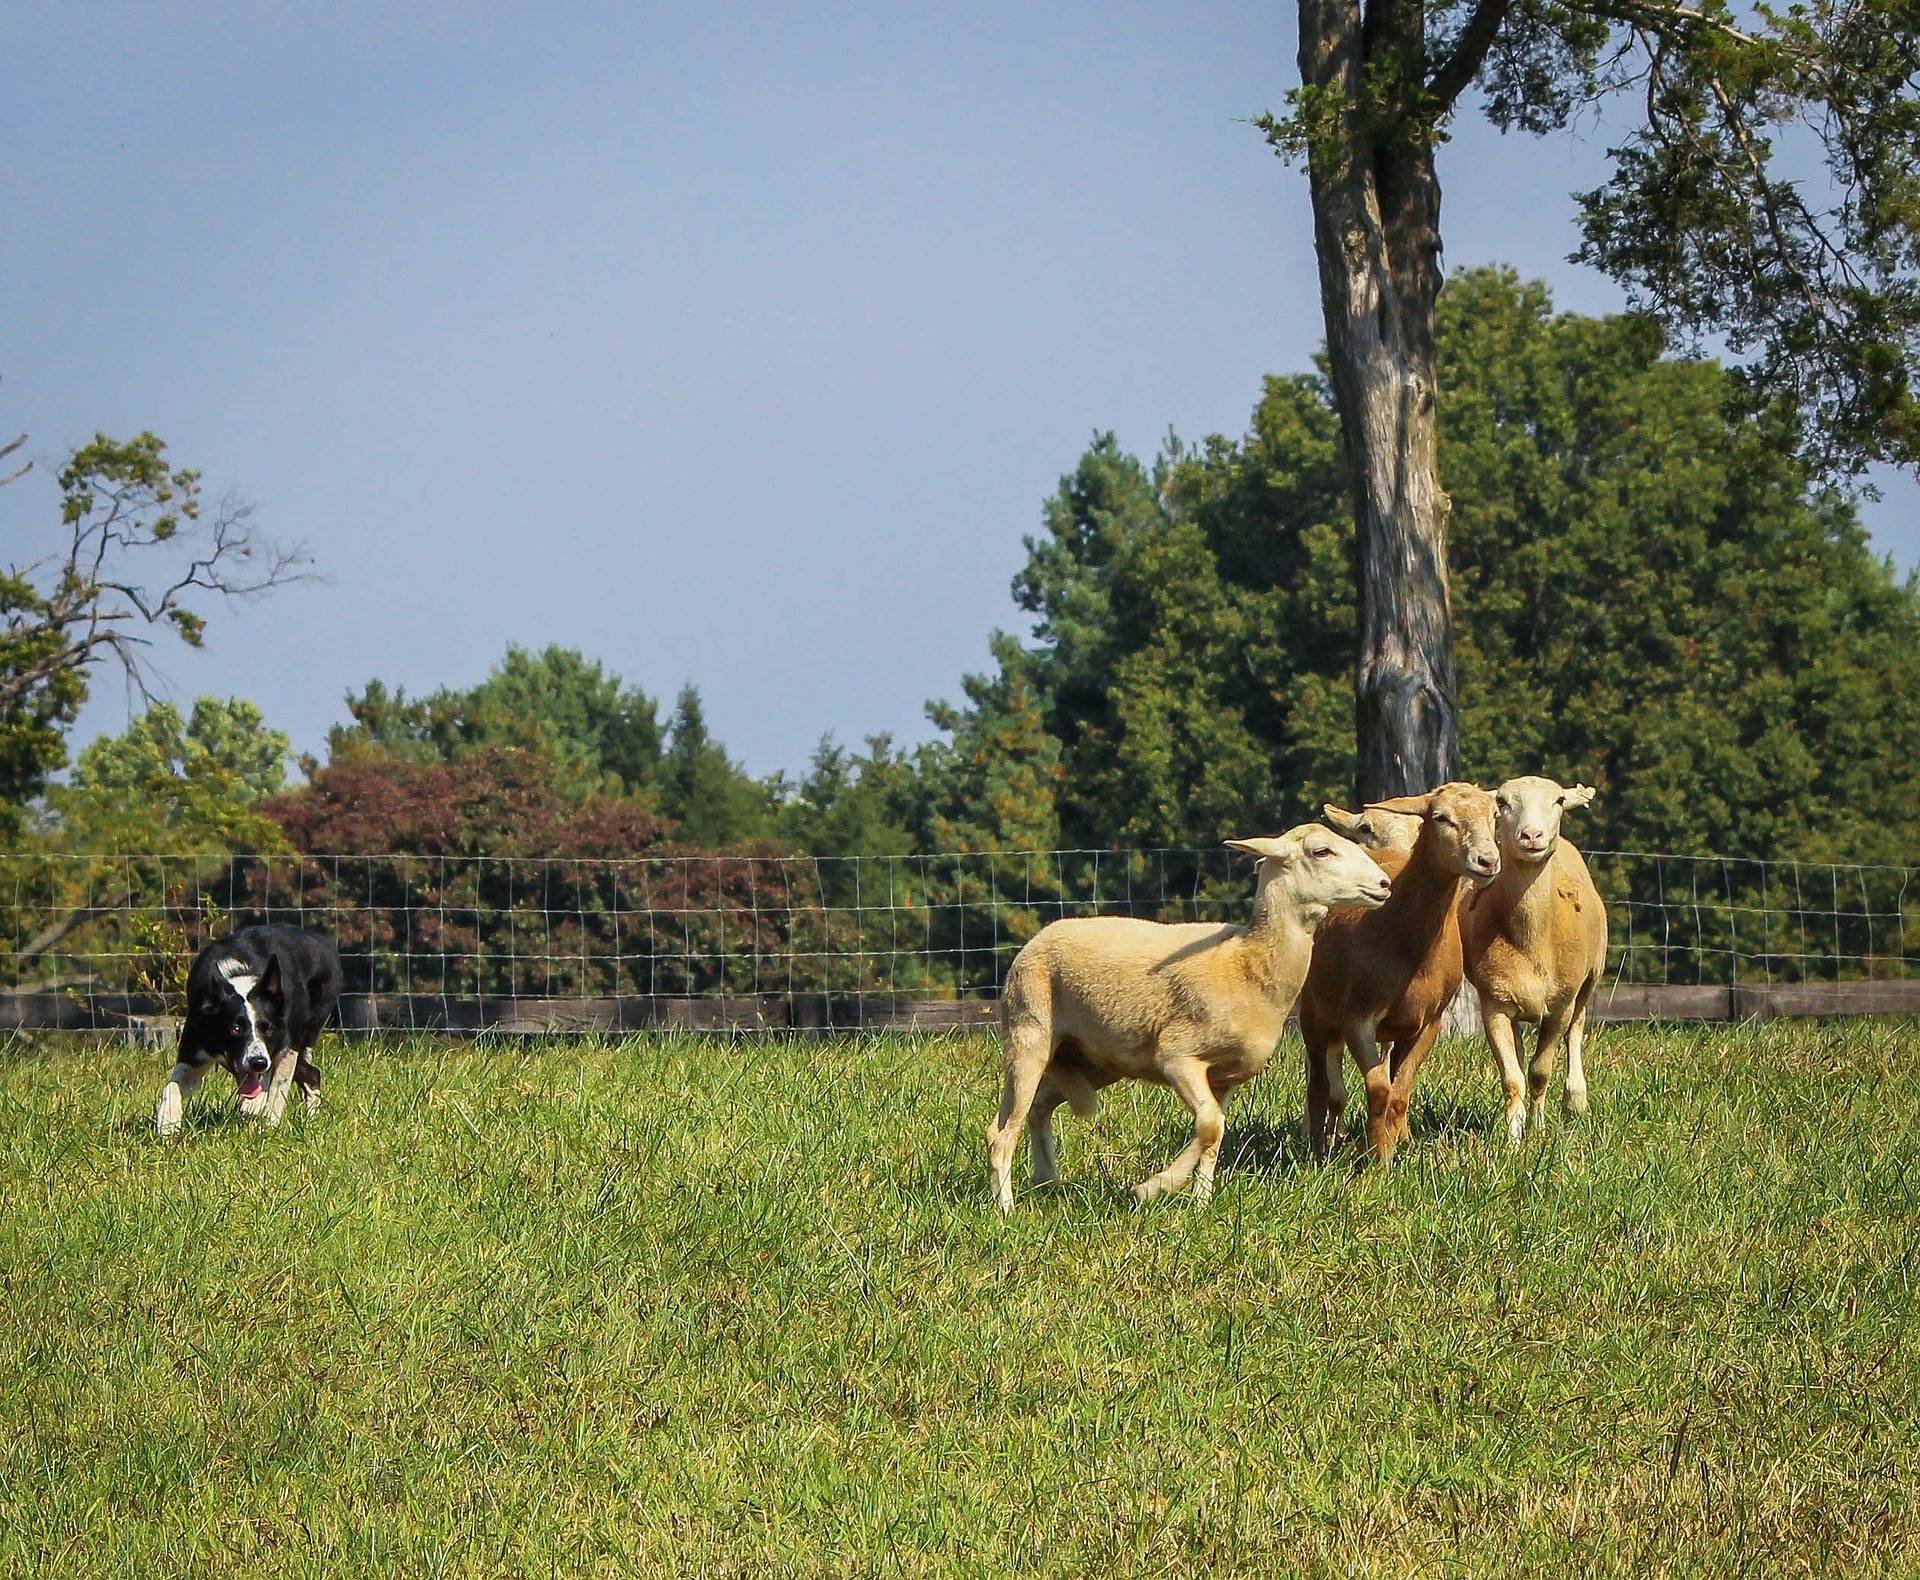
[215,965,269,1064]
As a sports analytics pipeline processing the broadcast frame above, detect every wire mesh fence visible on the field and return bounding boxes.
[2,847,1916,1033]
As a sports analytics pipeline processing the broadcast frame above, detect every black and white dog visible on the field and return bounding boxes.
[156,924,342,1136]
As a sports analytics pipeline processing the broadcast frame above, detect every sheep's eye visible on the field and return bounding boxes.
[1432,813,1454,827]
[1311,845,1334,859]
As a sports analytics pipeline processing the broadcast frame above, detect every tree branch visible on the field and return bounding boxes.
[1566,0,1757,47]
[16,904,104,968]
[1427,0,1514,113]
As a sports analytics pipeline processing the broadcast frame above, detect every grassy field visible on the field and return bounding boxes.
[0,1019,1914,1578]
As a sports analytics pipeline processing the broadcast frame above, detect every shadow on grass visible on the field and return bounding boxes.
[114,1100,313,1139]
[920,1087,1507,1211]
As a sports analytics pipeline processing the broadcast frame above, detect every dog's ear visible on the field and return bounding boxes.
[257,951,283,999]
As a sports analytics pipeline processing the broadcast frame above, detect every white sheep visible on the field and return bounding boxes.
[987,825,1392,1210]
[1460,776,1606,1144]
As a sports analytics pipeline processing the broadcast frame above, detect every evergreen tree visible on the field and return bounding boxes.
[657,685,772,848]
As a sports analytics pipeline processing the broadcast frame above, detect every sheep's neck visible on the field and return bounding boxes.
[1386,845,1467,942]
[1489,850,1557,945]
[1241,880,1317,998]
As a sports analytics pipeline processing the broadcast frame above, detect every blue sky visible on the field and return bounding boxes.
[4,1,1914,777]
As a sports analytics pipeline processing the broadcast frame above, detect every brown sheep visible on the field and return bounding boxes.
[1297,782,1501,1164]
[1462,776,1606,1144]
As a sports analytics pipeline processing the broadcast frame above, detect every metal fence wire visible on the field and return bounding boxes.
[2,849,1916,1031]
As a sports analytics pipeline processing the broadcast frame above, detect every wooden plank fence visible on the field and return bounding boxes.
[4,981,1918,1039]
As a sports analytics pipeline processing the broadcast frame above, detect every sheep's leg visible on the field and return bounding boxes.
[988,1024,1051,1212]
[1563,983,1596,1119]
[1484,1007,1529,1146]
[1027,1087,1064,1189]
[1350,1023,1397,1165]
[1528,1004,1574,1135]
[1385,1021,1443,1146]
[1302,1026,1346,1163]
[1133,1055,1224,1206]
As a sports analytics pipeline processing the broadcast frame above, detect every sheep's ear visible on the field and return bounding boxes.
[1225,836,1291,863]
[1363,793,1431,816]
[1560,784,1597,810]
[1321,804,1362,833]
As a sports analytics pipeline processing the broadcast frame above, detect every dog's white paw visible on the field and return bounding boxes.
[236,1091,270,1119]
[156,1085,184,1137]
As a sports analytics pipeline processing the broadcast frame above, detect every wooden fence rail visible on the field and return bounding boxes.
[4,980,1918,1040]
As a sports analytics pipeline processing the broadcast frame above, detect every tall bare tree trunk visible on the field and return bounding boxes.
[1298,0,1460,802]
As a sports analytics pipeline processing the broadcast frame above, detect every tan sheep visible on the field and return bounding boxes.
[987,825,1392,1210]
[1461,776,1606,1144]
[1297,782,1502,1165]
[1321,802,1422,855]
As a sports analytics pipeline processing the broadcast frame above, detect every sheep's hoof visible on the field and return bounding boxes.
[1505,1109,1527,1147]
[1564,1088,1589,1118]
[1130,1180,1160,1205]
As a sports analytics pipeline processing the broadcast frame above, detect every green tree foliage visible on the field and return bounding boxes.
[657,685,774,849]
[923,634,1064,858]
[1266,0,1920,793]
[44,697,292,856]
[773,734,927,860]
[0,432,304,840]
[0,567,85,843]
[329,645,663,800]
[939,269,1920,864]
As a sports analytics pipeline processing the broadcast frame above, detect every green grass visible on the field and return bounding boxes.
[0,1020,1915,1577]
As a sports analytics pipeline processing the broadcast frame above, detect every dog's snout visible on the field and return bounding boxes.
[241,1050,270,1073]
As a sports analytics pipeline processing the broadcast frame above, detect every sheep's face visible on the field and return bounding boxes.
[1226,827,1392,913]
[1365,782,1502,886]
[1493,776,1596,864]
[1320,802,1421,854]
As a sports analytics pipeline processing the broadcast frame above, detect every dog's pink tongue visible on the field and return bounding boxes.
[236,1072,266,1100]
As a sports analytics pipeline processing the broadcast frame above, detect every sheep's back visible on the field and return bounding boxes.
[1004,915,1243,1059]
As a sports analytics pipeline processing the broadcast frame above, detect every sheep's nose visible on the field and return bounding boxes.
[1473,853,1499,874]
[1520,827,1545,846]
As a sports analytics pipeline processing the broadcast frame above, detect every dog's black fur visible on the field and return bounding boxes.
[159,924,341,1131]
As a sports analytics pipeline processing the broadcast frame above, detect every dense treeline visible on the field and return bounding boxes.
[8,271,1920,874]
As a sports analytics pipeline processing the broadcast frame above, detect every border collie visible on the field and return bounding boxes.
[156,924,342,1136]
